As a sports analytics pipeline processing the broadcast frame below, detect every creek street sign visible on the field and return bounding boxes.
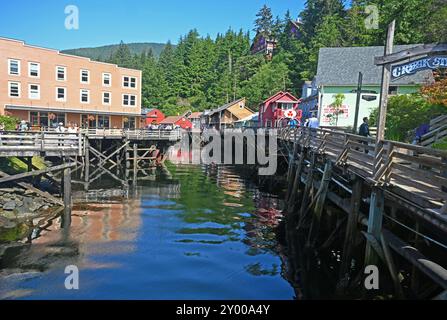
[391,55,447,80]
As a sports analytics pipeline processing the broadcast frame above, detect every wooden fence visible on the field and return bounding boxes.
[421,115,447,147]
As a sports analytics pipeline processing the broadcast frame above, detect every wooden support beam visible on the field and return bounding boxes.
[365,188,385,266]
[62,166,72,229]
[287,150,305,214]
[84,137,90,182]
[299,152,316,220]
[0,171,63,206]
[339,178,363,281]
[308,160,332,246]
[0,163,74,184]
[380,233,405,299]
[383,229,447,291]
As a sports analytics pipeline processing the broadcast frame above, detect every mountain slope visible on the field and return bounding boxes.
[61,42,169,60]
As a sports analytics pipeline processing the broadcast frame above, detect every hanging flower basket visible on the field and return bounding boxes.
[88,115,95,121]
[48,113,56,120]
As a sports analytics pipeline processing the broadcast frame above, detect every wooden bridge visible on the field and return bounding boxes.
[277,126,447,299]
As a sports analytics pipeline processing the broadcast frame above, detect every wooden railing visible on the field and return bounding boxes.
[280,127,447,212]
[0,131,83,156]
[81,128,183,140]
[421,115,447,147]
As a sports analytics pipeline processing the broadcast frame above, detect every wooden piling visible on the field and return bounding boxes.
[62,166,72,228]
[308,160,332,246]
[287,150,305,214]
[365,188,385,266]
[84,137,90,182]
[298,152,316,221]
[339,178,363,282]
[133,143,138,181]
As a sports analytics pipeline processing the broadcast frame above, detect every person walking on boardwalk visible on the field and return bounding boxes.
[358,117,370,154]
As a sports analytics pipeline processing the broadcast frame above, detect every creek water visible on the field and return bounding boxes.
[0,164,296,299]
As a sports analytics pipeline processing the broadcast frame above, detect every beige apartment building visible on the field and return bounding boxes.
[0,37,142,129]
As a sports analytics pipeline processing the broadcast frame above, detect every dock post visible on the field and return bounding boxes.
[84,137,90,182]
[299,152,316,220]
[287,150,305,214]
[133,143,138,181]
[364,188,385,266]
[62,166,72,228]
[308,160,332,246]
[339,178,363,285]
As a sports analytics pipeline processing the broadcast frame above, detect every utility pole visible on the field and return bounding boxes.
[376,20,395,142]
[353,72,363,134]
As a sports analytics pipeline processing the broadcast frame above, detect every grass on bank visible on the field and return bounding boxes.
[0,157,47,175]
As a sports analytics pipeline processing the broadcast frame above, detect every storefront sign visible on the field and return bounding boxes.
[391,55,447,80]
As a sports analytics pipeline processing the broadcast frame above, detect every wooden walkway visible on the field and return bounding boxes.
[0,131,83,157]
[279,127,447,218]
[278,126,447,297]
[82,128,183,141]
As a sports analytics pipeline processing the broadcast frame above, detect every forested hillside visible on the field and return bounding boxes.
[62,42,168,60]
[75,0,447,116]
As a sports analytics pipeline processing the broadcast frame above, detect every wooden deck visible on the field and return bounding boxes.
[0,131,83,157]
[279,127,447,227]
[82,128,183,141]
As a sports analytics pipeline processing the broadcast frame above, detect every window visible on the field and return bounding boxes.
[28,84,40,100]
[123,116,136,129]
[97,115,110,128]
[122,94,136,106]
[39,112,49,128]
[48,112,66,128]
[279,103,293,110]
[123,76,137,88]
[56,87,66,101]
[102,92,111,105]
[80,89,90,103]
[8,81,20,97]
[8,59,20,75]
[388,86,398,95]
[56,66,66,81]
[103,73,111,86]
[30,111,39,126]
[80,69,90,83]
[81,114,97,128]
[29,62,40,77]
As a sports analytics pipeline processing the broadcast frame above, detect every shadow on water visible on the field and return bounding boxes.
[0,162,298,300]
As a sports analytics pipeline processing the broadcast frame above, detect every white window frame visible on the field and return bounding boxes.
[56,66,67,81]
[102,91,111,105]
[28,62,40,78]
[122,94,137,107]
[28,84,40,100]
[102,73,112,87]
[8,81,21,98]
[80,69,90,84]
[122,76,137,89]
[8,59,20,76]
[56,87,67,102]
[80,89,90,104]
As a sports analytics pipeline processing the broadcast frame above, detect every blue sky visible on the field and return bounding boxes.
[0,0,305,50]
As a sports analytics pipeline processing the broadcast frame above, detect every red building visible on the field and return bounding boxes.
[160,115,193,129]
[143,108,165,126]
[259,91,301,128]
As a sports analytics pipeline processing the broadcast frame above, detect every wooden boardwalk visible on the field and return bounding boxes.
[278,126,447,297]
[0,131,83,157]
